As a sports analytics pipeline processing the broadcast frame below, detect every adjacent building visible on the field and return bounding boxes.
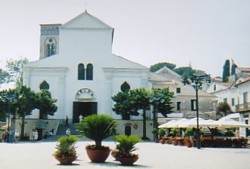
[208,66,250,137]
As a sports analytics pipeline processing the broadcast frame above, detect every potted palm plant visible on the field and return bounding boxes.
[53,135,78,165]
[112,135,141,166]
[77,114,118,163]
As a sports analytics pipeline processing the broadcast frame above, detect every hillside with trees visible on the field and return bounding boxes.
[150,62,198,77]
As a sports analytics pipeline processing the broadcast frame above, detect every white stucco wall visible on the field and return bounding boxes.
[23,11,150,122]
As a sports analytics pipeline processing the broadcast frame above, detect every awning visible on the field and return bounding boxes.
[0,124,10,130]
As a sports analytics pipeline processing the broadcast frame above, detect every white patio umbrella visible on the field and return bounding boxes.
[186,118,219,128]
[215,118,250,128]
[158,119,189,128]
[159,120,178,129]
[0,124,10,130]
[176,118,191,128]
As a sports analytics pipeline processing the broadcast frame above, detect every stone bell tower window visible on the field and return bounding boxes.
[45,38,56,57]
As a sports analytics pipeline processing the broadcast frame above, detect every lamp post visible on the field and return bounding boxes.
[184,73,210,149]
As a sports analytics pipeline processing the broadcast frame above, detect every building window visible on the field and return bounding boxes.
[86,64,93,80]
[78,63,85,80]
[191,99,197,111]
[177,102,181,111]
[243,92,248,104]
[40,81,50,90]
[176,87,181,94]
[45,38,56,57]
[231,98,235,106]
[214,84,216,91]
[121,82,130,92]
[223,98,228,103]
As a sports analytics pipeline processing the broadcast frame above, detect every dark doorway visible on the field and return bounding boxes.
[125,125,131,136]
[73,102,97,123]
[246,119,249,137]
[36,128,43,141]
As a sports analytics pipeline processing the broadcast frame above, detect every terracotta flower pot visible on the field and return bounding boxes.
[86,148,110,163]
[55,156,77,165]
[116,155,139,166]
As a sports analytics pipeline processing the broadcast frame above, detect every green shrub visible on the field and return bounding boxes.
[77,114,118,149]
[54,136,78,158]
[158,129,166,137]
[224,129,235,137]
[184,128,195,137]
[115,135,141,156]
[170,128,180,136]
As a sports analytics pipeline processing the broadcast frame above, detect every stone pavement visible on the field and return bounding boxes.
[0,141,250,169]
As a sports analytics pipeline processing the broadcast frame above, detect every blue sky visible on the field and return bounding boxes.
[0,0,250,77]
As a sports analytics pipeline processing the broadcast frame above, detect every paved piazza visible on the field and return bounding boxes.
[0,141,250,169]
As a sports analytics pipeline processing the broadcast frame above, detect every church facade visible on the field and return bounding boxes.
[23,11,150,123]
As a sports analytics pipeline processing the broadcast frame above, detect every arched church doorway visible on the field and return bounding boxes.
[73,102,97,123]
[73,88,97,123]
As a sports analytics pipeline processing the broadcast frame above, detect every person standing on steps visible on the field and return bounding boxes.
[79,114,83,122]
[65,116,69,128]
[66,128,71,136]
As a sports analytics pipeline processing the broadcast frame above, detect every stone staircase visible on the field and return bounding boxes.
[41,123,80,142]
[56,123,79,135]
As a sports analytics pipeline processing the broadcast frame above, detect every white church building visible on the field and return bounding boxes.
[23,11,151,124]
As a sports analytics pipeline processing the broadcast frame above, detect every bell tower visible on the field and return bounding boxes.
[39,24,61,59]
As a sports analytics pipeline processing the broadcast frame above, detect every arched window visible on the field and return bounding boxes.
[78,63,85,80]
[86,64,93,80]
[40,81,50,90]
[47,44,55,56]
[45,38,56,57]
[121,82,130,92]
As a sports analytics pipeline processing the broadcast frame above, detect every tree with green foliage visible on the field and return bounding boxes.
[216,102,232,118]
[0,86,36,139]
[182,74,191,85]
[149,88,174,140]
[174,66,196,77]
[0,89,18,125]
[13,85,36,140]
[0,86,58,139]
[5,58,29,86]
[112,88,174,140]
[0,90,15,122]
[112,91,138,120]
[0,69,10,85]
[150,62,176,72]
[129,88,151,139]
[222,59,230,82]
[35,89,57,119]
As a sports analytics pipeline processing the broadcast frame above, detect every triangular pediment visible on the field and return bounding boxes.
[62,11,113,29]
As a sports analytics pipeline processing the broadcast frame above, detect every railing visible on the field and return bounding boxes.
[235,102,250,112]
